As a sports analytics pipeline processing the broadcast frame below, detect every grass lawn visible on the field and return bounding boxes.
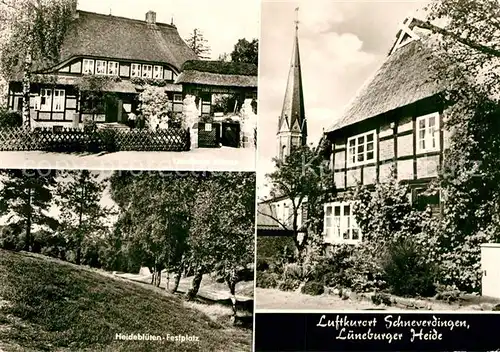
[0,249,252,352]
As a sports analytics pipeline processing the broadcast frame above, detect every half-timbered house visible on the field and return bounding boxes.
[323,17,447,245]
[7,7,197,129]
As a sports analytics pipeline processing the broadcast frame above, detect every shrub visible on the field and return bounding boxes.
[0,109,22,128]
[383,238,437,297]
[309,244,386,293]
[282,263,307,282]
[371,292,392,306]
[301,281,324,296]
[277,278,300,292]
[256,271,279,289]
[256,258,269,272]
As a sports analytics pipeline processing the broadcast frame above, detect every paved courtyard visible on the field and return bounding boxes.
[0,147,256,171]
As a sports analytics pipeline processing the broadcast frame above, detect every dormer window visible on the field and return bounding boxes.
[131,64,141,78]
[108,61,119,76]
[142,64,152,78]
[153,66,163,79]
[82,59,95,75]
[95,60,107,75]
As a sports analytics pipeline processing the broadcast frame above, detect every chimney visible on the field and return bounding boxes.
[146,11,156,25]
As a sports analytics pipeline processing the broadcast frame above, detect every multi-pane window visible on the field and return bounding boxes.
[95,60,107,75]
[324,202,361,244]
[416,112,440,153]
[131,64,141,78]
[39,88,52,111]
[53,89,65,112]
[142,64,152,78]
[153,65,163,79]
[82,59,95,74]
[173,94,183,102]
[347,130,376,166]
[107,61,119,76]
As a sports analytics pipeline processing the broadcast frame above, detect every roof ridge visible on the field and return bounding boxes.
[77,10,178,30]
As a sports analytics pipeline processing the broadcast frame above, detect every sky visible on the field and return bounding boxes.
[257,0,428,200]
[77,0,260,60]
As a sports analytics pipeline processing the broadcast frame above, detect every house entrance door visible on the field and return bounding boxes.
[105,95,119,123]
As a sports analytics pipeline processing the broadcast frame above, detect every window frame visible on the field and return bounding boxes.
[39,88,52,112]
[416,112,440,154]
[173,94,183,103]
[142,64,153,78]
[82,59,95,75]
[153,65,163,79]
[107,61,119,76]
[324,201,361,245]
[53,89,65,112]
[131,63,141,78]
[95,60,107,75]
[346,130,377,167]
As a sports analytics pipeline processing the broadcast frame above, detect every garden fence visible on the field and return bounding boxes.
[0,127,190,153]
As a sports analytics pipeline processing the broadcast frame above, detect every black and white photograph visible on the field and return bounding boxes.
[255,0,500,313]
[0,0,258,171]
[0,169,255,351]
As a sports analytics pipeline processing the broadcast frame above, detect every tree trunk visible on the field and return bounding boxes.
[149,267,155,285]
[170,261,184,293]
[155,267,162,287]
[185,266,203,300]
[24,186,32,252]
[226,269,238,319]
[22,54,32,129]
[75,183,85,266]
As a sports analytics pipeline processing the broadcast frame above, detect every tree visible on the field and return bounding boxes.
[185,173,255,306]
[395,0,500,291]
[138,85,171,130]
[185,28,211,60]
[56,170,108,265]
[230,38,258,65]
[217,52,230,62]
[262,144,335,262]
[0,169,56,251]
[109,171,202,289]
[0,0,77,128]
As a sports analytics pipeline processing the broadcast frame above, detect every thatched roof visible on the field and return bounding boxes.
[181,60,257,76]
[326,36,444,133]
[175,60,258,88]
[10,10,197,78]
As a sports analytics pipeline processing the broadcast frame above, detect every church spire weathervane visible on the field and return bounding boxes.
[295,7,299,31]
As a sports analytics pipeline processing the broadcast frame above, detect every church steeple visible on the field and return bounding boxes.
[277,7,307,161]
